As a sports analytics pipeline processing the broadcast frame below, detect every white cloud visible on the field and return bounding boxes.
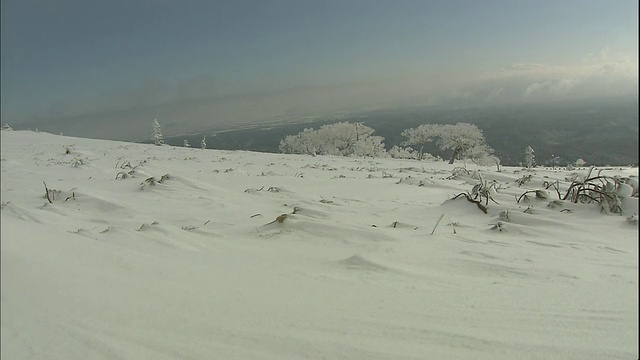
[470,46,638,103]
[548,78,578,94]
[502,63,545,72]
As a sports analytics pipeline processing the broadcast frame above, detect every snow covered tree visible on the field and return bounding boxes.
[575,158,586,167]
[278,135,297,154]
[491,156,501,172]
[524,146,535,168]
[152,119,164,146]
[1,123,13,131]
[183,139,191,147]
[437,123,489,164]
[279,122,386,157]
[278,128,319,155]
[200,136,206,150]
[352,135,387,158]
[400,124,441,160]
[467,142,499,170]
[315,122,379,157]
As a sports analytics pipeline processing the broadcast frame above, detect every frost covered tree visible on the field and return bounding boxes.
[200,136,206,150]
[437,123,489,164]
[183,139,191,148]
[278,128,319,155]
[352,135,387,158]
[279,122,386,157]
[152,119,164,146]
[466,142,500,171]
[575,158,586,167]
[524,146,535,168]
[315,122,380,157]
[400,124,441,160]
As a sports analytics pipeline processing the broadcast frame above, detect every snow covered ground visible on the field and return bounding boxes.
[1,130,638,360]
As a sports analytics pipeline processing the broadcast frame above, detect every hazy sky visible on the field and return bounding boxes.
[1,0,638,140]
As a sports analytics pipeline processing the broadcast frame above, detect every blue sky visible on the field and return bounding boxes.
[1,0,637,139]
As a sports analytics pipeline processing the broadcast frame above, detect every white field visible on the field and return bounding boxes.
[1,130,638,360]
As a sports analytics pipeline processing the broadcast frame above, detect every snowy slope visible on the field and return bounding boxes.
[1,130,638,360]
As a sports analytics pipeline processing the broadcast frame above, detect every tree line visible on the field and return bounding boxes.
[278,121,500,166]
[151,118,580,168]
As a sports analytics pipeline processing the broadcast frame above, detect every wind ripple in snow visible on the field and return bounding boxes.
[337,254,392,273]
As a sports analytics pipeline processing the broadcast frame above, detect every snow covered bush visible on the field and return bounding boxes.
[450,173,500,214]
[542,167,634,214]
[515,174,533,187]
[388,146,419,159]
[201,136,207,150]
[152,119,164,146]
[140,174,170,190]
[1,123,13,131]
[400,124,441,160]
[184,139,191,148]
[575,158,586,167]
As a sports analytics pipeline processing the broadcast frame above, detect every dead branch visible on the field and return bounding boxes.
[43,181,52,203]
[451,192,488,214]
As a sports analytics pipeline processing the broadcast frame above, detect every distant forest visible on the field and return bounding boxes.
[162,97,638,166]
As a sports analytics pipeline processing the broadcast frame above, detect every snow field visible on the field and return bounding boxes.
[1,130,637,359]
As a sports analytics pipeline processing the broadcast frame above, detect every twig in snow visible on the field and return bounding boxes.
[431,213,457,235]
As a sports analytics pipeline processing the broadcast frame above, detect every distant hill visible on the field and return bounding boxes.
[161,98,638,166]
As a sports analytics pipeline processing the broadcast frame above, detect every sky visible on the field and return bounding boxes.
[1,0,638,140]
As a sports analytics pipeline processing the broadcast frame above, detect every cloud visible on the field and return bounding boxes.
[582,47,611,65]
[484,87,505,102]
[461,46,638,104]
[580,47,637,76]
[502,63,545,72]
[15,45,637,140]
[499,63,566,77]
[498,47,637,81]
[521,79,579,98]
[523,82,547,98]
[548,78,578,94]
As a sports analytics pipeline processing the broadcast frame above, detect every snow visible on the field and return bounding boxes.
[1,130,638,359]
